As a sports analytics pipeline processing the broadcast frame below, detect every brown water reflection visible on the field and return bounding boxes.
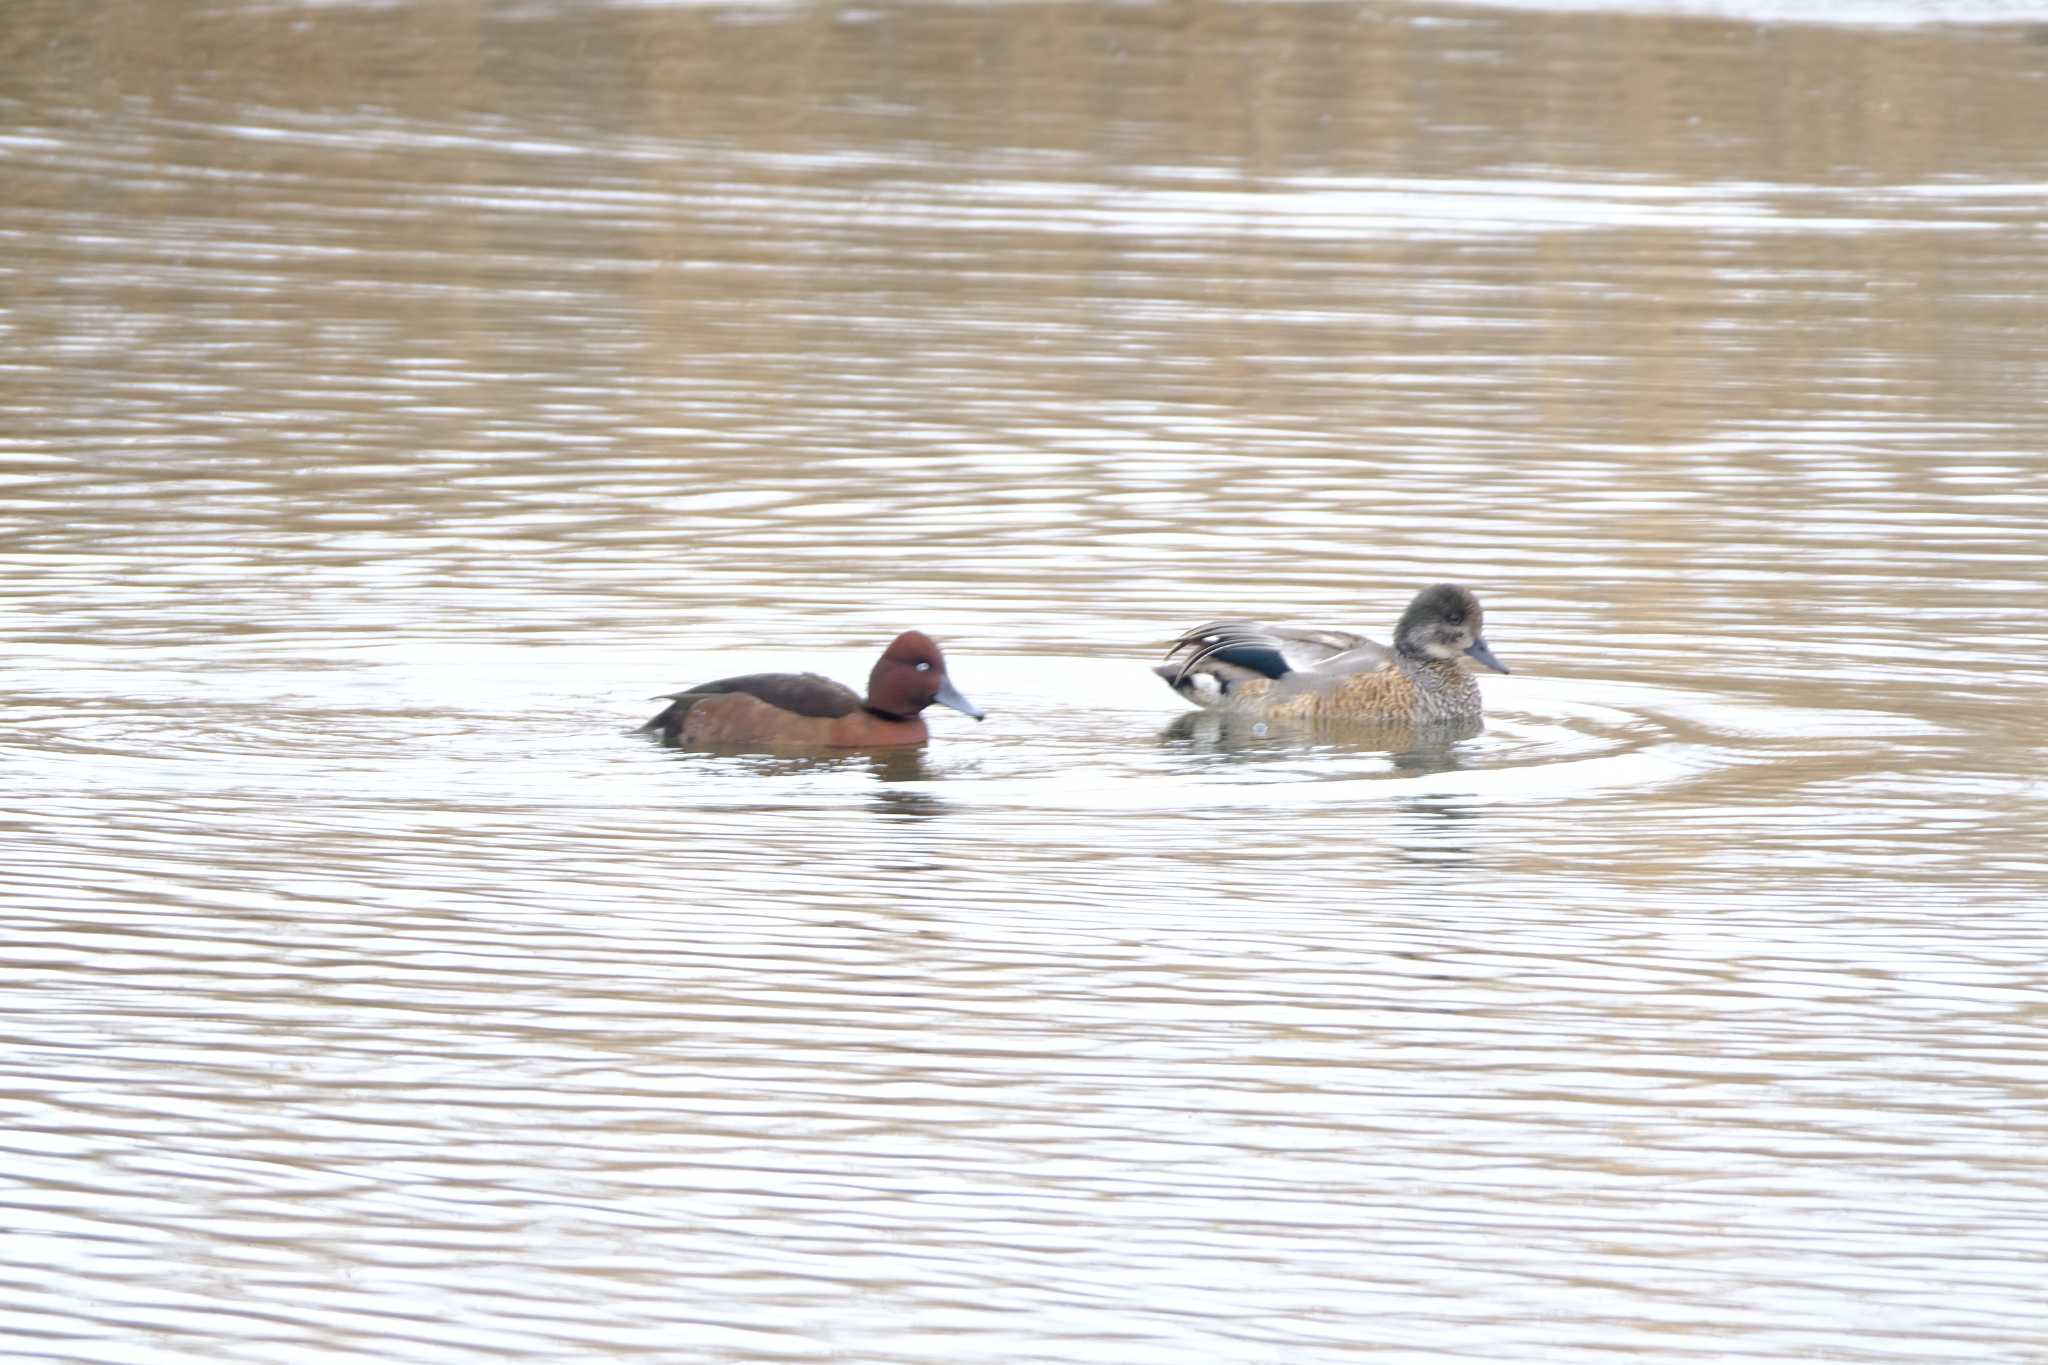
[4,1,2048,1362]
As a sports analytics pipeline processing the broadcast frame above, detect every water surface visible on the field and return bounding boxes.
[4,1,2047,1361]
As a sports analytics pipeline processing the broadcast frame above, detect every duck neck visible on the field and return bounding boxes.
[1397,647,1454,688]
[1399,652,1480,709]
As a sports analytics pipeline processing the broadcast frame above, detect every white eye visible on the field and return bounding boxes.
[915,661,931,672]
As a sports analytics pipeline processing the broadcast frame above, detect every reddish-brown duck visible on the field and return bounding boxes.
[644,631,983,749]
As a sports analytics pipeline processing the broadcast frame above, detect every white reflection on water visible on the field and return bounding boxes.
[957,176,2014,237]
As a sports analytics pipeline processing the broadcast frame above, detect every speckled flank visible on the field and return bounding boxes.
[1237,659,1482,724]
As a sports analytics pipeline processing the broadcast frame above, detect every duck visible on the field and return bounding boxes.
[1156,584,1508,725]
[643,631,983,749]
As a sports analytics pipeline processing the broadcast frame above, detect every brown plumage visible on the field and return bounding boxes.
[644,631,983,750]
[1156,584,1508,726]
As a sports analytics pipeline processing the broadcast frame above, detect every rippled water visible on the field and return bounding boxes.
[5,1,2048,1361]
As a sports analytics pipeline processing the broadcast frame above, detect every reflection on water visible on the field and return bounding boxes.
[4,0,2048,1362]
[652,743,942,788]
[1159,709,1484,777]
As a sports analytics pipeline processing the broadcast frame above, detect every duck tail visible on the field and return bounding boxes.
[1163,625,1293,686]
[639,691,707,739]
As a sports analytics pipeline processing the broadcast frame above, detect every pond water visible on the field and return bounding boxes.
[3,1,2046,1361]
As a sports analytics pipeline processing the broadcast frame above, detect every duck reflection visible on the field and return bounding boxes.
[860,748,951,821]
[647,739,948,817]
[649,742,934,778]
[1160,710,1480,776]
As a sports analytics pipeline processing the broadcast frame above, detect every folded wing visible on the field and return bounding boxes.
[1163,621,1391,686]
[642,671,862,734]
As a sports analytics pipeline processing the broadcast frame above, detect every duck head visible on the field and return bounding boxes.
[1394,584,1509,674]
[867,631,986,721]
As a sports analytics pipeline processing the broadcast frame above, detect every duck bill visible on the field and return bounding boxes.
[933,677,985,720]
[1463,638,1510,674]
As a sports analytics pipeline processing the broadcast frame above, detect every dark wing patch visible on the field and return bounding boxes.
[680,672,862,718]
[1164,623,1294,685]
[641,671,861,738]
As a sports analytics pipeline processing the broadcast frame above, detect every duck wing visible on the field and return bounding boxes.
[1297,635,1395,678]
[642,671,862,733]
[1164,621,1390,684]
